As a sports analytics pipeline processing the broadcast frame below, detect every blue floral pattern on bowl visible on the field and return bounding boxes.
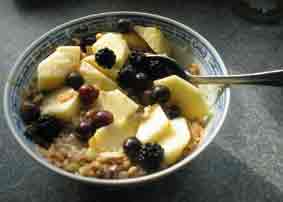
[4,12,230,185]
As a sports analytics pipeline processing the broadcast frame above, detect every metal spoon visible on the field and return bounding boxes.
[146,54,283,86]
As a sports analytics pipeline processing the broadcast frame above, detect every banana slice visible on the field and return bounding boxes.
[38,46,80,91]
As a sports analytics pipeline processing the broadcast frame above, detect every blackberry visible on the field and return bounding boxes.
[117,18,133,33]
[117,64,137,88]
[20,101,40,123]
[95,48,116,69]
[123,137,142,162]
[36,115,62,141]
[138,143,164,171]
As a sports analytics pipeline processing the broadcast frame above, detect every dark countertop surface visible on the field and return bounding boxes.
[1,0,283,201]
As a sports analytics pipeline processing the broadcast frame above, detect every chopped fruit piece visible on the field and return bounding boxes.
[136,104,171,143]
[96,33,103,40]
[41,87,80,122]
[20,101,40,123]
[38,46,81,91]
[96,89,139,123]
[92,110,114,128]
[79,62,118,91]
[122,32,149,50]
[89,118,139,152]
[134,26,172,56]
[123,137,142,162]
[95,48,116,69]
[117,18,133,33]
[78,84,99,105]
[154,75,209,120]
[138,143,164,171]
[91,33,130,79]
[65,72,84,90]
[159,118,191,165]
[151,85,171,103]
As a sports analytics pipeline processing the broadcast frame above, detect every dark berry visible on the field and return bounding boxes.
[24,124,50,148]
[65,72,84,90]
[163,105,181,119]
[95,48,116,69]
[20,101,40,123]
[129,51,147,68]
[92,110,114,128]
[123,137,142,162]
[76,119,95,140]
[151,85,171,103]
[134,72,153,90]
[147,59,172,79]
[37,115,61,141]
[80,36,96,52]
[117,64,137,88]
[140,89,154,106]
[79,84,99,105]
[138,143,164,171]
[117,18,133,33]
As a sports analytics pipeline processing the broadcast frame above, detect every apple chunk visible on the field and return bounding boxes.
[136,104,171,143]
[134,25,172,56]
[79,61,118,91]
[38,46,80,91]
[90,33,130,79]
[88,115,140,152]
[154,75,209,120]
[41,87,80,122]
[96,89,139,123]
[159,118,191,165]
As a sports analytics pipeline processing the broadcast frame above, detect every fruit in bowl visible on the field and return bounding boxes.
[4,12,229,185]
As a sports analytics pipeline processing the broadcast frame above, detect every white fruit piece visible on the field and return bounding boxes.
[79,61,118,91]
[136,104,171,143]
[96,89,139,123]
[37,46,81,91]
[154,75,209,120]
[41,87,80,122]
[134,25,172,56]
[88,117,140,152]
[122,32,149,50]
[159,118,191,165]
[91,33,130,79]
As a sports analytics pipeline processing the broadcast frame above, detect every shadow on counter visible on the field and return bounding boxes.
[69,143,283,202]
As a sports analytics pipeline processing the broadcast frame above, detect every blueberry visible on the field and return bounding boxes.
[95,48,116,69]
[117,64,137,88]
[65,72,84,90]
[37,115,62,141]
[117,18,133,33]
[134,72,152,90]
[79,84,99,105]
[151,85,171,103]
[20,101,40,123]
[123,137,142,162]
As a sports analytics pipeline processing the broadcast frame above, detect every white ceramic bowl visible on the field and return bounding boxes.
[4,11,230,186]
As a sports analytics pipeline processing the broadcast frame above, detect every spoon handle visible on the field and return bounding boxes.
[188,69,283,86]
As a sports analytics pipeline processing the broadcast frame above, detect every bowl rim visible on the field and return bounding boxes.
[4,11,230,186]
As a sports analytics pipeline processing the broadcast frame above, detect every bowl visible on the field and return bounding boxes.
[4,11,230,186]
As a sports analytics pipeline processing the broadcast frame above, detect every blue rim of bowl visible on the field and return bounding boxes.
[4,11,230,186]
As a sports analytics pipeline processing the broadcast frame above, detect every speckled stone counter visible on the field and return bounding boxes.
[1,0,283,201]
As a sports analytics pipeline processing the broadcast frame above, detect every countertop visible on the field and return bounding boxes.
[1,0,283,201]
